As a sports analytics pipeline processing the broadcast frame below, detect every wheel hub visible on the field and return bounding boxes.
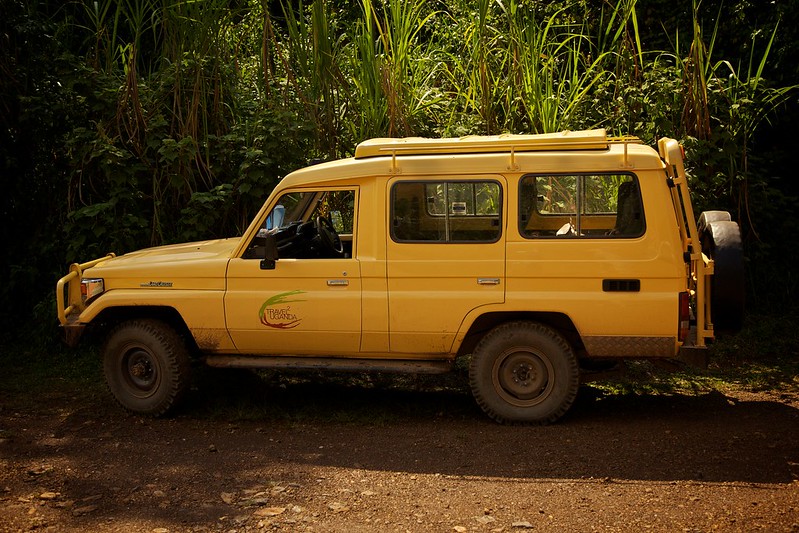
[130,361,148,378]
[495,350,551,404]
[125,349,156,391]
[511,363,534,384]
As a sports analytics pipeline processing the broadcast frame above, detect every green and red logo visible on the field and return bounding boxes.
[259,290,306,329]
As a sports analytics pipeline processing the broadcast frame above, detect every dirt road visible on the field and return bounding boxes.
[1,369,798,532]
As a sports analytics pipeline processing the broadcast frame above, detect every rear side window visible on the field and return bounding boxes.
[519,173,644,238]
[392,180,502,243]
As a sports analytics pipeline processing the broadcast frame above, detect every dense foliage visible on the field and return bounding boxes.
[1,0,797,344]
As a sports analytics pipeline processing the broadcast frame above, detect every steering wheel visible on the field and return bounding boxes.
[315,215,344,256]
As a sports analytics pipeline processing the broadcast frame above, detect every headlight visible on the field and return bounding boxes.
[80,278,105,302]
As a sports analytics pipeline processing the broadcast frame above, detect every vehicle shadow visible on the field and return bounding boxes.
[180,367,799,484]
[3,367,797,532]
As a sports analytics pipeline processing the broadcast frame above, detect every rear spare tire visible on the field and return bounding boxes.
[699,213,745,332]
[698,210,732,229]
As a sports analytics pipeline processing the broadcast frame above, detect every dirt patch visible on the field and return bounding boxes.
[1,369,798,532]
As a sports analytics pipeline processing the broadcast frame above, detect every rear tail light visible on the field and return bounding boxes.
[679,291,690,342]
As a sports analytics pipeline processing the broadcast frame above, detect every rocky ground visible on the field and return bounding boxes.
[1,366,798,533]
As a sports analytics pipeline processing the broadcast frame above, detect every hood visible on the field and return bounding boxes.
[103,238,240,266]
[85,237,241,290]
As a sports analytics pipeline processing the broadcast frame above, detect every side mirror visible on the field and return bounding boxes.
[260,234,279,270]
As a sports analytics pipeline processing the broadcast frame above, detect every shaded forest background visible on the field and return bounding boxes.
[1,0,797,347]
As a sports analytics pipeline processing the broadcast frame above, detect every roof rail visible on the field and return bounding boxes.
[354,129,615,159]
[608,135,643,145]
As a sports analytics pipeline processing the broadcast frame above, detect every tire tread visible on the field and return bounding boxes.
[469,321,579,425]
[102,319,191,417]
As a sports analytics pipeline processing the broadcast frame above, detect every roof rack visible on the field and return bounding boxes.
[608,135,644,145]
[353,129,638,159]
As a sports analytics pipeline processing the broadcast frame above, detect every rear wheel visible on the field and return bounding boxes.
[698,212,745,332]
[102,319,191,416]
[469,321,579,424]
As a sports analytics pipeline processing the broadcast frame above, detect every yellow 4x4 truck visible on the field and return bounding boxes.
[57,129,744,424]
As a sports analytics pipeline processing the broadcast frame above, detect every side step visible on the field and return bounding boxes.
[204,355,453,374]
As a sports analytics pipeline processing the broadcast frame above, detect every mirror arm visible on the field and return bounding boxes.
[260,234,279,270]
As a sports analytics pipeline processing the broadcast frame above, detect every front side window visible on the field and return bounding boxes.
[245,189,356,259]
[519,173,644,238]
[392,180,502,243]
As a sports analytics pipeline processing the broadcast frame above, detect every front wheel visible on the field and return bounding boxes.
[469,321,579,424]
[102,319,191,416]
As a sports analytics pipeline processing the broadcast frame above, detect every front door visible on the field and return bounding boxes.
[225,188,361,355]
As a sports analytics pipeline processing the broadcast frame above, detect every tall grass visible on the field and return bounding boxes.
[676,0,717,140]
[664,1,798,229]
[277,0,345,157]
[442,0,501,133]
[71,0,793,152]
[79,0,124,72]
[441,0,642,135]
[61,0,795,249]
[349,0,441,140]
[507,5,610,133]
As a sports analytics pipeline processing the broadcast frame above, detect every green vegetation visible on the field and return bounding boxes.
[589,310,799,399]
[1,0,798,358]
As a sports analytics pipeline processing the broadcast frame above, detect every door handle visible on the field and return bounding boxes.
[327,279,349,287]
[477,278,500,286]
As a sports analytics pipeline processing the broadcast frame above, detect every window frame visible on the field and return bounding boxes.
[518,172,645,239]
[243,186,359,260]
[391,179,504,244]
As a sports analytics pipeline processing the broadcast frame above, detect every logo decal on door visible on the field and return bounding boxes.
[259,290,306,329]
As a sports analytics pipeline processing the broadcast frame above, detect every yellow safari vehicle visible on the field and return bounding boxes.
[57,129,744,424]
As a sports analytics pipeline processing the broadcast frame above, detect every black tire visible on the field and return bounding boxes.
[469,321,579,424]
[700,218,745,332]
[102,319,191,416]
[697,210,732,232]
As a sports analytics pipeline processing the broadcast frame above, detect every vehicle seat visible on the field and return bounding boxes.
[614,181,644,235]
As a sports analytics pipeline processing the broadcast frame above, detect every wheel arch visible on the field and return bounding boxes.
[456,311,584,358]
[88,306,199,355]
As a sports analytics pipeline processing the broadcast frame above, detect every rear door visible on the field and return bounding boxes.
[386,176,506,354]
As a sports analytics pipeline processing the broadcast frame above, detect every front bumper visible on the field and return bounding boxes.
[56,253,115,326]
[60,322,86,348]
